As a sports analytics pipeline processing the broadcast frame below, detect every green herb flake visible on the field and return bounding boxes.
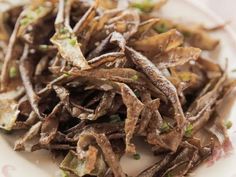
[35,6,44,15]
[185,123,193,137]
[155,23,169,33]
[61,170,70,177]
[131,75,139,81]
[225,120,233,129]
[9,66,17,78]
[166,173,173,177]
[63,71,71,77]
[59,28,69,34]
[69,38,77,46]
[20,13,35,26]
[20,18,30,26]
[130,0,154,13]
[133,153,141,160]
[39,45,48,50]
[160,122,170,133]
[109,114,121,123]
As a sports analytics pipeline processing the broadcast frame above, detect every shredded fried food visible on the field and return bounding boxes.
[0,0,235,177]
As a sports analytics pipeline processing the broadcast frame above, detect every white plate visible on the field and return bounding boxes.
[1,0,236,177]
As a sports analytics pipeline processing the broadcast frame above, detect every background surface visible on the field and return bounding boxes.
[193,0,236,30]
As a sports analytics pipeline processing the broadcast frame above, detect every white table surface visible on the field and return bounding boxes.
[193,0,236,30]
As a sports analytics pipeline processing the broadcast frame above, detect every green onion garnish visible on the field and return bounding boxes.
[9,66,17,78]
[133,153,141,160]
[225,120,233,129]
[61,170,70,177]
[160,122,170,133]
[131,75,139,81]
[155,23,169,33]
[130,0,155,13]
[63,72,71,77]
[185,123,193,137]
[69,38,77,46]
[39,45,48,50]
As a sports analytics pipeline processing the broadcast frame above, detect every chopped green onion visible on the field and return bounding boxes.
[9,66,17,78]
[225,120,233,129]
[20,14,35,26]
[133,153,141,160]
[63,72,71,77]
[59,28,69,34]
[39,45,48,50]
[166,173,173,177]
[160,122,170,133]
[155,23,169,33]
[20,18,30,26]
[69,38,77,46]
[61,170,70,177]
[131,75,139,81]
[130,0,154,13]
[185,123,193,137]
[58,28,71,39]
[35,6,44,14]
[109,114,121,123]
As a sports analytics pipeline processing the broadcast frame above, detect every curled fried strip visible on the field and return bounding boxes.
[60,149,106,177]
[88,52,125,68]
[125,46,186,128]
[73,0,99,35]
[0,99,20,131]
[187,70,227,117]
[129,29,183,57]
[53,85,92,118]
[19,45,42,119]
[14,121,42,151]
[0,16,21,90]
[39,102,63,145]
[119,83,144,154]
[51,0,90,70]
[107,9,140,40]
[88,32,126,59]
[153,47,201,69]
[88,91,115,120]
[78,129,126,177]
[138,99,160,135]
[134,18,160,38]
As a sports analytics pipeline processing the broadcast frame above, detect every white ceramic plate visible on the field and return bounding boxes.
[1,0,236,177]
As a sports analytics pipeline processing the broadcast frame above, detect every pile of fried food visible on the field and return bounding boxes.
[0,0,235,176]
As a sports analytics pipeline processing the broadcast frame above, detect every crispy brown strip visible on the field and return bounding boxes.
[19,45,42,119]
[78,129,126,177]
[119,83,144,154]
[125,46,186,128]
[39,102,63,145]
